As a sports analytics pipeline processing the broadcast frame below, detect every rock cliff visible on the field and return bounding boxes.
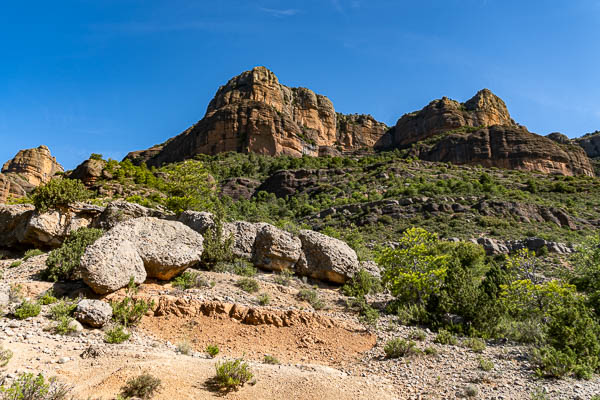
[126,67,388,166]
[0,146,63,203]
[385,89,594,176]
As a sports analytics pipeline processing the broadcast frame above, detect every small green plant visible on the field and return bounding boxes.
[31,178,91,213]
[104,325,130,344]
[54,316,77,335]
[434,329,458,345]
[43,227,103,282]
[236,278,259,293]
[0,372,72,400]
[478,356,494,371]
[384,338,419,358]
[8,284,23,303]
[9,260,22,268]
[49,300,76,320]
[297,288,325,310]
[214,359,254,390]
[38,290,58,305]
[530,346,575,378]
[120,373,161,399]
[424,346,438,356]
[111,283,154,327]
[257,293,270,306]
[177,340,192,355]
[409,328,427,341]
[206,344,220,358]
[530,387,549,400]
[263,355,279,365]
[342,269,382,298]
[14,300,41,319]
[172,271,210,290]
[23,248,44,260]
[274,268,294,286]
[464,337,486,353]
[90,153,103,160]
[464,384,478,398]
[0,345,13,367]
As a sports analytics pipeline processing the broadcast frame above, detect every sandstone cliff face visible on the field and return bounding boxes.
[575,132,600,158]
[413,125,594,176]
[0,146,63,203]
[126,67,387,166]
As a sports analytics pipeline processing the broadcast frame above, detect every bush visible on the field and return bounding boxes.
[172,271,210,290]
[341,269,381,298]
[0,372,71,400]
[273,269,294,286]
[257,293,270,306]
[384,338,419,358]
[111,290,154,328]
[464,384,478,398]
[463,337,486,353]
[43,227,103,282]
[424,346,438,356]
[0,346,12,367]
[236,278,259,293]
[9,261,21,268]
[31,178,91,213]
[177,340,192,355]
[201,204,234,266]
[38,290,58,305]
[53,316,77,336]
[297,288,325,310]
[263,355,279,364]
[214,359,254,390]
[434,329,458,345]
[49,300,76,321]
[206,344,220,358]
[120,373,161,399]
[14,301,41,319]
[478,357,494,371]
[213,259,256,277]
[23,249,43,261]
[104,325,130,344]
[408,328,427,341]
[531,346,575,378]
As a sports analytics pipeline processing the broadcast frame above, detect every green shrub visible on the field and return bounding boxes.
[206,344,220,358]
[0,372,71,400]
[0,346,12,367]
[384,338,419,358]
[408,328,427,341]
[434,329,458,345]
[424,346,438,356]
[49,300,76,321]
[297,288,325,310]
[236,278,259,293]
[31,178,91,212]
[257,293,270,306]
[9,261,21,268]
[478,356,494,371]
[90,153,103,161]
[111,289,154,328]
[464,384,478,398]
[120,373,161,399]
[530,388,549,400]
[38,290,58,305]
[104,325,130,344]
[214,359,254,390]
[393,303,429,325]
[463,337,486,353]
[263,355,279,364]
[23,249,43,261]
[177,340,192,355]
[201,204,234,266]
[172,271,210,290]
[14,300,41,319]
[43,227,103,282]
[531,346,575,378]
[273,269,294,286]
[341,269,381,298]
[53,316,77,335]
[213,259,257,277]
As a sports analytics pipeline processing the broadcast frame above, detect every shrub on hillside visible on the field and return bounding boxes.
[31,178,91,212]
[120,373,161,399]
[43,227,103,282]
[214,359,254,390]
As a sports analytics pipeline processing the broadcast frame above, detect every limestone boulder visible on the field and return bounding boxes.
[252,224,301,271]
[296,230,360,284]
[178,211,215,235]
[95,200,172,230]
[74,299,113,328]
[80,236,146,295]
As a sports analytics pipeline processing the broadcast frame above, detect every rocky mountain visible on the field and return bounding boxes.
[0,145,63,202]
[575,131,600,158]
[384,89,594,176]
[126,67,388,166]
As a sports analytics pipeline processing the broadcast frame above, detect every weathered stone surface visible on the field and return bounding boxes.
[0,283,10,309]
[221,177,260,200]
[224,221,267,259]
[125,67,388,166]
[178,211,215,235]
[108,217,204,280]
[0,145,63,203]
[80,237,146,295]
[74,299,113,328]
[0,204,34,247]
[296,229,360,284]
[95,200,171,230]
[575,132,600,158]
[66,159,106,186]
[253,224,302,271]
[256,168,348,198]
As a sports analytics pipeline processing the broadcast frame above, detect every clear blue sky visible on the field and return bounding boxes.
[1,0,599,169]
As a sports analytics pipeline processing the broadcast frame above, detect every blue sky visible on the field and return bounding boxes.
[1,0,599,169]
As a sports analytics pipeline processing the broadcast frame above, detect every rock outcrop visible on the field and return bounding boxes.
[385,89,594,176]
[575,132,600,158]
[0,146,63,203]
[125,67,388,166]
[74,299,113,328]
[253,224,302,271]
